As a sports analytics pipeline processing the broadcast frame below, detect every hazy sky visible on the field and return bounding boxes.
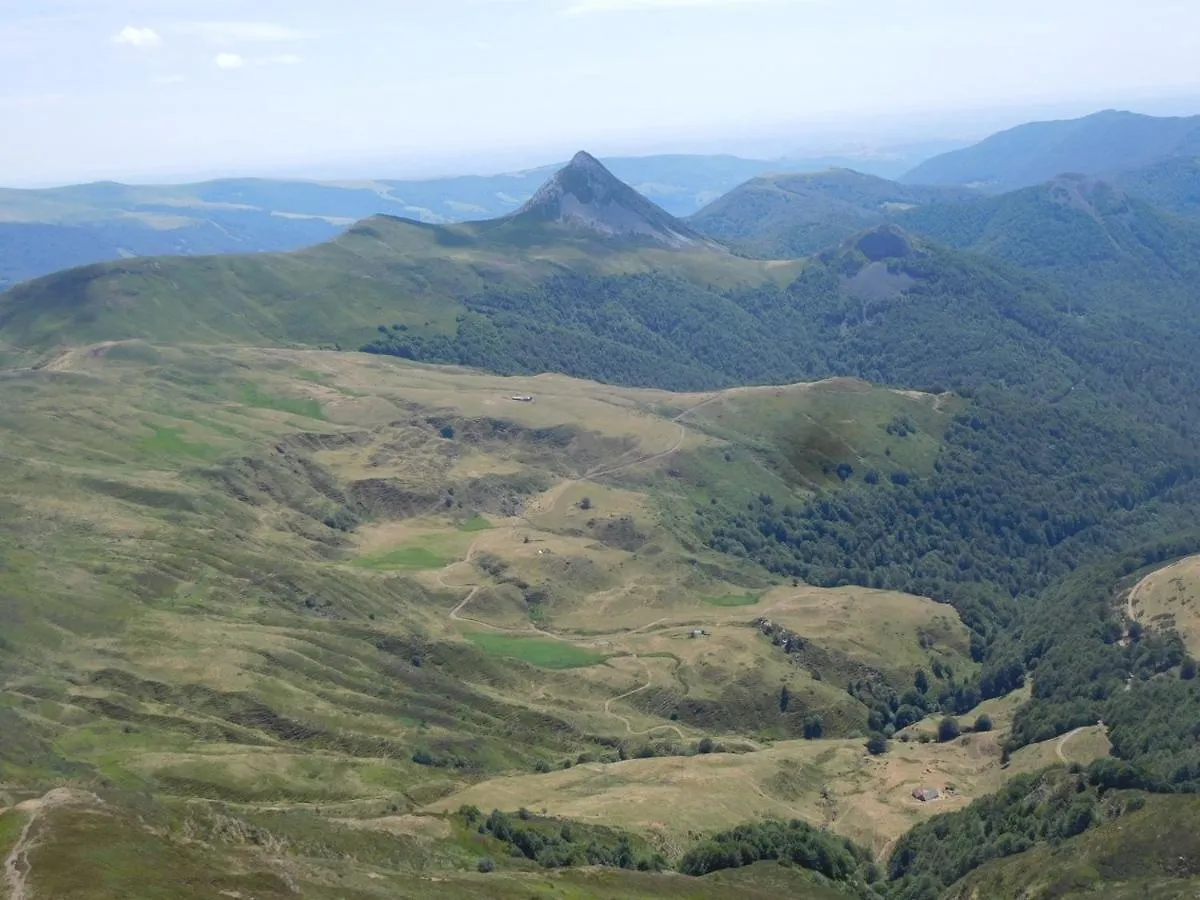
[2,0,1198,185]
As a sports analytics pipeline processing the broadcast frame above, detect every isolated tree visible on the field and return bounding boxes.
[779,684,791,713]
[803,716,824,739]
[697,737,715,754]
[938,717,961,743]
[866,734,889,756]
[914,668,931,694]
[974,714,994,732]
[578,496,593,510]
[1183,657,1199,680]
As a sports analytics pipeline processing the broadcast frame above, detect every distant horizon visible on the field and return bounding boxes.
[3,0,1199,188]
[4,93,1199,191]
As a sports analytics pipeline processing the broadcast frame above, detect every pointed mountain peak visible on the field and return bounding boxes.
[510,151,718,250]
[568,149,605,170]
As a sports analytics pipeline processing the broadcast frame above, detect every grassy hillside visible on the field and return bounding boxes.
[1,340,1195,895]
[1127,555,1200,655]
[10,155,1200,896]
[361,221,1200,803]
[0,213,791,353]
[903,109,1200,192]
[687,169,976,257]
[0,342,1028,896]
[4,152,945,290]
[0,156,790,290]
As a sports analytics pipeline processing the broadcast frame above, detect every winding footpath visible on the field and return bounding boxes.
[602,656,688,741]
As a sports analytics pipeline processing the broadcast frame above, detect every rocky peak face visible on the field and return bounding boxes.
[511,151,717,249]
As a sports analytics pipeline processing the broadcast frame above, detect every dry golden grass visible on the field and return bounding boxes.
[425,712,1083,857]
[756,584,974,671]
[1128,554,1200,654]
[6,341,1042,873]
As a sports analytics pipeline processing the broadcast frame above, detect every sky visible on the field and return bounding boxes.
[2,0,1199,186]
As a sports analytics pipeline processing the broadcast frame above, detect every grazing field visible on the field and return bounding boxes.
[0,341,1058,896]
[353,545,457,571]
[426,708,1086,856]
[466,633,613,669]
[1128,554,1200,654]
[701,593,762,607]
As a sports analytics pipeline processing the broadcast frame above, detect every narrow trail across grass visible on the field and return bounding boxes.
[603,655,687,741]
[3,789,96,900]
[436,393,752,743]
[444,391,724,636]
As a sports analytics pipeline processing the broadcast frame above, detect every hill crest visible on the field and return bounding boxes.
[903,109,1200,192]
[510,151,717,249]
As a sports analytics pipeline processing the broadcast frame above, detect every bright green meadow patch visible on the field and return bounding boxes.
[466,633,610,669]
[351,546,452,571]
[701,592,761,607]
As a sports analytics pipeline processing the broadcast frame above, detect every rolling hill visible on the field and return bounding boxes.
[0,154,793,358]
[0,147,962,291]
[9,130,1200,899]
[0,340,998,898]
[0,155,765,291]
[687,168,976,257]
[903,109,1200,192]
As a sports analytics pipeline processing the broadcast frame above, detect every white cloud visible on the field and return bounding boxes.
[563,0,780,12]
[215,52,302,70]
[180,22,304,44]
[113,26,162,48]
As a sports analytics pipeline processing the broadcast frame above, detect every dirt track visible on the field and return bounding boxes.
[3,789,97,900]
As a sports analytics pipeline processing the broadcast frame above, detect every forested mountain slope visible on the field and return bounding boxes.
[687,169,976,256]
[895,174,1200,335]
[1112,154,1200,219]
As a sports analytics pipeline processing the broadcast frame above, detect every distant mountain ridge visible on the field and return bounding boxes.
[0,154,786,356]
[0,147,953,290]
[904,109,1200,192]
